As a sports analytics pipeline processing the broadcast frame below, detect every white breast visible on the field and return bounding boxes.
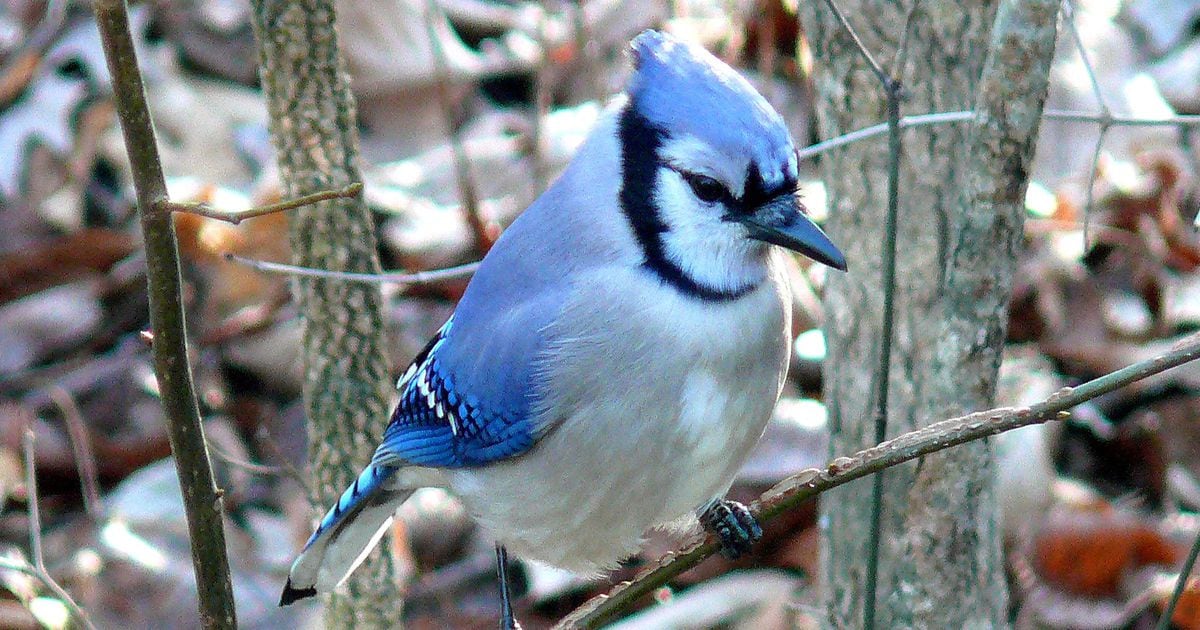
[447,257,792,572]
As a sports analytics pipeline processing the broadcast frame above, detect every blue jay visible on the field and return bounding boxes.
[280,30,846,622]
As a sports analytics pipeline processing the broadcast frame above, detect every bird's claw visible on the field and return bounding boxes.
[700,499,762,559]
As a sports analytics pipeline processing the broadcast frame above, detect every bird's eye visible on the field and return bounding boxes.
[682,172,729,204]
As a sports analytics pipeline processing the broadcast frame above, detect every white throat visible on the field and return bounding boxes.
[654,168,769,295]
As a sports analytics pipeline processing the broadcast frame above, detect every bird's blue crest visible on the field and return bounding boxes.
[626,31,796,190]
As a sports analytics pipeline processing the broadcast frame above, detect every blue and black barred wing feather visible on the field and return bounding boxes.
[281,312,548,605]
[281,320,468,605]
[371,315,537,469]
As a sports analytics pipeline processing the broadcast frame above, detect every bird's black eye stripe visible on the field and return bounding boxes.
[680,171,730,204]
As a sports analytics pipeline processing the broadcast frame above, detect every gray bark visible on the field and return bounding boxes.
[248,1,403,627]
[801,0,1059,626]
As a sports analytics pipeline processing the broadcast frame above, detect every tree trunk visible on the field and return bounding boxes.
[801,1,1059,626]
[248,2,402,627]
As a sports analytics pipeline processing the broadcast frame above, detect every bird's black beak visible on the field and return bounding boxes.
[737,195,847,271]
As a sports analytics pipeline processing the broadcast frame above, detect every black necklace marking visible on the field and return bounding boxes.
[616,104,755,302]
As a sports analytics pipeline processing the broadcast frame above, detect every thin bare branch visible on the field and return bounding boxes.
[0,556,41,580]
[93,1,237,626]
[253,425,313,497]
[530,9,553,192]
[22,431,98,630]
[47,387,102,520]
[222,252,480,286]
[1060,0,1109,117]
[159,183,363,225]
[806,1,911,623]
[816,0,891,89]
[1157,526,1200,630]
[797,109,1200,162]
[1061,0,1112,248]
[207,438,288,477]
[863,35,904,630]
[424,0,494,254]
[1082,125,1108,245]
[557,332,1200,628]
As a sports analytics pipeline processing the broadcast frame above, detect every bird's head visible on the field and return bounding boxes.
[615,30,846,301]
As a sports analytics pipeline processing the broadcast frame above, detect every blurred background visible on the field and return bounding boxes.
[0,0,1198,627]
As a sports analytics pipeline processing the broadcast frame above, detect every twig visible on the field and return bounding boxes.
[795,109,1200,162]
[206,438,288,477]
[223,252,480,285]
[253,425,313,497]
[1061,0,1108,117]
[1081,123,1109,246]
[47,387,103,520]
[817,0,890,89]
[557,332,1200,628]
[93,1,237,627]
[0,556,41,580]
[1063,0,1112,248]
[1157,525,1200,630]
[570,0,601,103]
[424,0,494,255]
[862,58,902,630]
[21,430,98,630]
[158,183,363,225]
[810,1,909,624]
[529,9,553,192]
[0,0,68,105]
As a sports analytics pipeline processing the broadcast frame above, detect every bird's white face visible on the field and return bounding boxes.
[654,134,778,296]
[613,34,844,301]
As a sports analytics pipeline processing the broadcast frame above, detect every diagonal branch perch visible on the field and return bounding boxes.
[557,332,1200,628]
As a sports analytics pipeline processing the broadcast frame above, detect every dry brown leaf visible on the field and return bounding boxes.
[0,228,135,303]
[1033,506,1180,597]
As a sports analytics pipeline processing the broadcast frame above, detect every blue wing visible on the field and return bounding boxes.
[370,313,540,468]
[368,168,599,469]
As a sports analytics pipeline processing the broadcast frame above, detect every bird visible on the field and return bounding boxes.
[279,29,847,626]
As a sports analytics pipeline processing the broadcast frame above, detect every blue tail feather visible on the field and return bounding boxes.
[282,463,409,604]
[304,464,396,551]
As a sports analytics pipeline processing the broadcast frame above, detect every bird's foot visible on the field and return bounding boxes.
[700,499,762,559]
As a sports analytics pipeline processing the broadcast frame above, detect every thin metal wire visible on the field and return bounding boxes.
[797,112,974,161]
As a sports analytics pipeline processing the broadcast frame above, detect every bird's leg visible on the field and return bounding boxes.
[699,498,762,559]
[495,544,522,630]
